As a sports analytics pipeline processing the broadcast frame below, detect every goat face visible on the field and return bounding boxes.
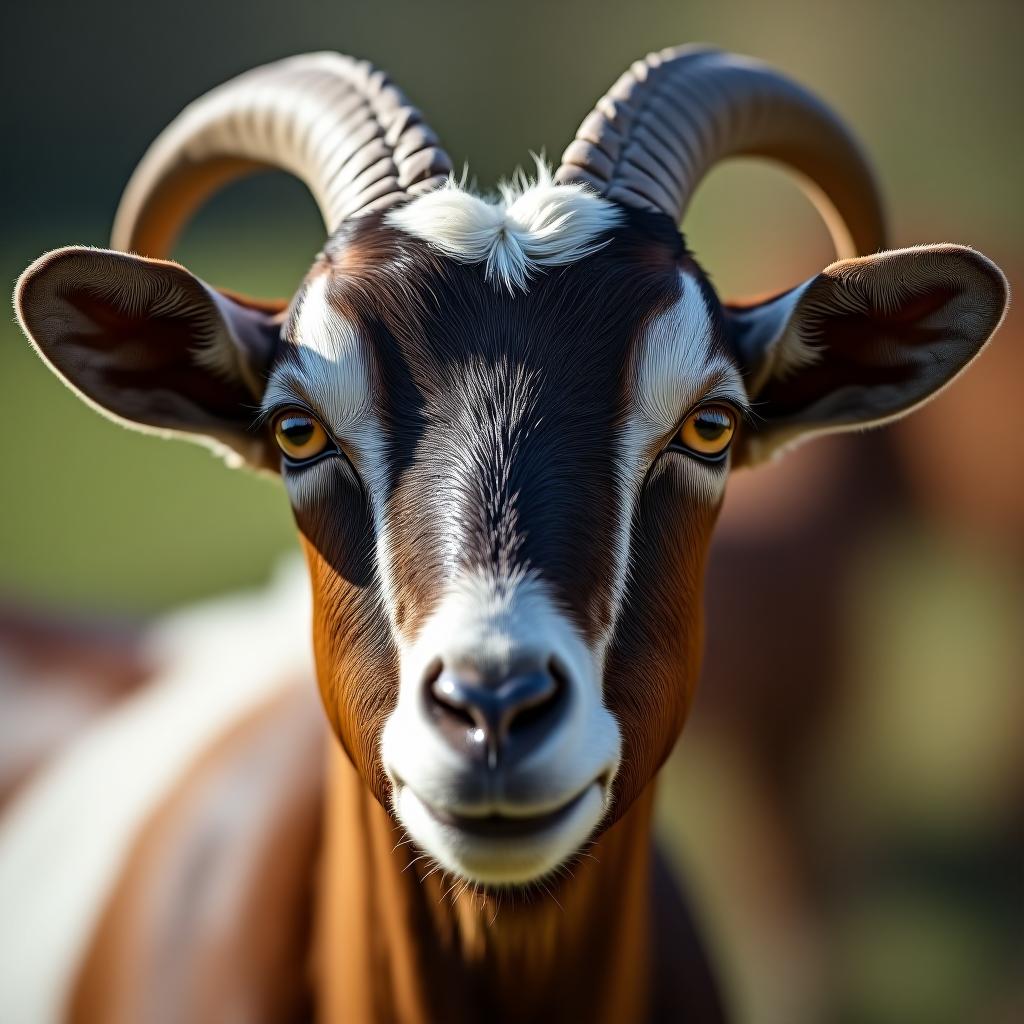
[268,204,737,884]
[14,51,1009,888]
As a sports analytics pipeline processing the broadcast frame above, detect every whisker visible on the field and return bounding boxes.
[441,876,464,904]
[541,878,565,913]
[421,864,444,885]
[402,853,432,874]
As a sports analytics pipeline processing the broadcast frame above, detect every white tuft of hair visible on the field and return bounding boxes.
[385,158,623,292]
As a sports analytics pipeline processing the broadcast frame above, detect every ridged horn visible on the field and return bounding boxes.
[112,52,452,258]
[555,46,886,258]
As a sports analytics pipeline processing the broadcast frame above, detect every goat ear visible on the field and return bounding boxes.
[14,246,286,469]
[725,244,1009,465]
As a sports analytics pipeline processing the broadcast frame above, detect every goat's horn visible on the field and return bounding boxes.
[555,46,886,258]
[112,52,452,258]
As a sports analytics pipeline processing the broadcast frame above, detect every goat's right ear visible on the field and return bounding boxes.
[14,247,286,469]
[724,245,1009,465]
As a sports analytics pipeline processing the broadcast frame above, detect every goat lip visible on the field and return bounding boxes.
[414,784,596,839]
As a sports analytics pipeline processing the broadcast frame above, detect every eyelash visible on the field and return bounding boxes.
[283,448,337,470]
[666,440,728,465]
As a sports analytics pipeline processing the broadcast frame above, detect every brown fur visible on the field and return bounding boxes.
[68,683,325,1024]
[315,741,722,1023]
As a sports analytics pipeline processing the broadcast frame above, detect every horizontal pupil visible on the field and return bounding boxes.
[694,416,727,441]
[281,418,314,445]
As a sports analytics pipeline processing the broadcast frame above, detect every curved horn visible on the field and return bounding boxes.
[112,52,452,258]
[555,46,886,258]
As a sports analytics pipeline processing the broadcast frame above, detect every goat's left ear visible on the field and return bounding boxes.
[725,244,1009,465]
[15,246,286,469]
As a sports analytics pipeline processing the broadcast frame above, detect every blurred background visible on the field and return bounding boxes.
[2,1,1021,1020]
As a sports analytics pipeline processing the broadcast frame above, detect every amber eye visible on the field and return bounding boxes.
[273,410,332,463]
[676,404,737,460]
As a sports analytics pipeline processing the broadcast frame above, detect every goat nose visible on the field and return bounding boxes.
[425,659,566,769]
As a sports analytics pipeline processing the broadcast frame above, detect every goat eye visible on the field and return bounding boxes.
[677,404,736,459]
[273,411,331,462]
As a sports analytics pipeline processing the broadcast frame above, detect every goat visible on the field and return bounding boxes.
[8,46,1009,1022]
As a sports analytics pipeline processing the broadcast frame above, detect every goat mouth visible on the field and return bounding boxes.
[417,786,595,839]
[392,779,609,884]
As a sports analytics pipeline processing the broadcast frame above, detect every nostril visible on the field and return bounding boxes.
[422,657,444,690]
[547,656,569,694]
[504,659,566,736]
[423,656,570,767]
[430,674,480,732]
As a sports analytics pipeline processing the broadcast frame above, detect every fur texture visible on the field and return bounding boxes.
[385,160,622,292]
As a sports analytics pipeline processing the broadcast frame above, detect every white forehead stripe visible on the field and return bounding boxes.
[602,274,748,646]
[385,160,622,292]
[261,274,401,630]
[633,274,749,444]
[262,274,373,433]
